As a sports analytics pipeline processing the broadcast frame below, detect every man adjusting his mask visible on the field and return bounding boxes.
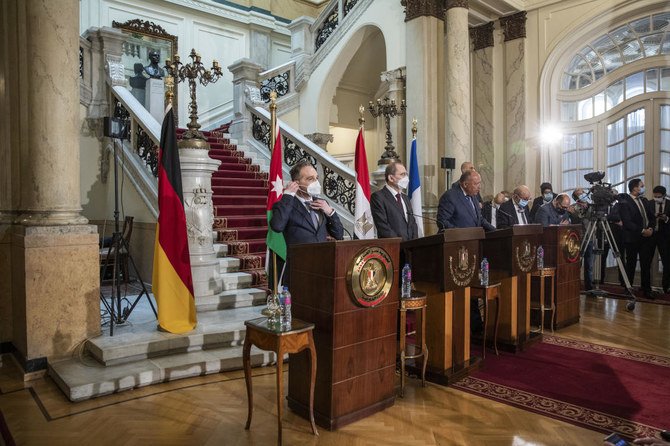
[370,161,418,241]
[269,160,344,287]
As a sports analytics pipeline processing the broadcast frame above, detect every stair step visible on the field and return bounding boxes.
[212,185,267,196]
[209,154,251,164]
[213,243,228,257]
[215,205,266,217]
[216,227,268,241]
[195,288,267,312]
[49,345,275,402]
[213,170,267,179]
[212,177,267,188]
[213,195,266,206]
[221,271,254,290]
[218,256,240,272]
[224,239,267,256]
[213,163,258,172]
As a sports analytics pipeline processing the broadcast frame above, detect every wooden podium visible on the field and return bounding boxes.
[482,225,543,351]
[537,225,582,328]
[287,238,400,430]
[402,228,484,385]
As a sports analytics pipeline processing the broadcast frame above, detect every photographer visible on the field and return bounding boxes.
[570,188,593,291]
[618,179,656,299]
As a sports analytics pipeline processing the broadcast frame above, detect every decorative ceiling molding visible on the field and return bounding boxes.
[400,0,445,22]
[499,10,526,42]
[470,21,494,51]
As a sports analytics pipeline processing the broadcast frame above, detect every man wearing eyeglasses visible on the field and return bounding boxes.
[534,193,572,227]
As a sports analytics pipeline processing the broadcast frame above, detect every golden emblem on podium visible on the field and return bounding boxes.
[515,239,537,272]
[449,246,477,287]
[347,246,394,307]
[562,230,581,263]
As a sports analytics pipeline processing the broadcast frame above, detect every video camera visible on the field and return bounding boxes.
[584,171,617,213]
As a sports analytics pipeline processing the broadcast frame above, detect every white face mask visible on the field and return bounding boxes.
[397,176,410,190]
[655,196,665,204]
[307,180,322,197]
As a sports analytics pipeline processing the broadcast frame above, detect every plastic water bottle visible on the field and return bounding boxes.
[537,245,544,270]
[480,257,489,286]
[280,286,292,330]
[401,264,412,298]
[266,293,280,329]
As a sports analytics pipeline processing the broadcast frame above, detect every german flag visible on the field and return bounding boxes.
[152,105,196,333]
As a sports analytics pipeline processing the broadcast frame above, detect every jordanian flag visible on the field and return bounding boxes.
[266,130,287,261]
[152,105,196,334]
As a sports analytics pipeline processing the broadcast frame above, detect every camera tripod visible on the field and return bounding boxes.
[580,211,636,311]
[100,138,157,336]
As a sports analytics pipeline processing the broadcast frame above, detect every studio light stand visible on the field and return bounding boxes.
[100,117,157,336]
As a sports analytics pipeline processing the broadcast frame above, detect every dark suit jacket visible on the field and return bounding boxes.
[529,194,555,223]
[370,187,418,241]
[617,194,655,243]
[496,200,530,229]
[437,187,495,231]
[269,194,344,286]
[481,202,493,225]
[647,197,670,237]
[451,181,482,203]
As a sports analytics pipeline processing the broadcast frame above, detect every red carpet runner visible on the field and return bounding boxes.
[453,335,670,439]
[176,125,268,288]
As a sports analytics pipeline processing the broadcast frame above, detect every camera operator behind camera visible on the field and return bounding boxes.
[569,187,594,291]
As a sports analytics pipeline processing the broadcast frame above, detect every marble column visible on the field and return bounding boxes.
[500,12,528,190]
[404,1,444,226]
[445,0,471,176]
[471,22,495,199]
[179,148,223,301]
[9,0,100,371]
[228,58,263,147]
[287,16,315,92]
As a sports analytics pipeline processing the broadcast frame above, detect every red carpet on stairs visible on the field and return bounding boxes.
[177,123,268,288]
[452,335,670,440]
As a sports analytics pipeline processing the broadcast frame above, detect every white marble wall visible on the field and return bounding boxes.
[504,38,527,190]
[472,47,495,199]
[445,7,471,171]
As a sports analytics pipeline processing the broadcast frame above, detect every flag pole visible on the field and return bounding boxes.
[412,117,417,140]
[358,104,365,130]
[269,91,278,296]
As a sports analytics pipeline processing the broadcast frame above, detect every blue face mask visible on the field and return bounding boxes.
[639,187,646,195]
[518,198,529,208]
[543,193,552,202]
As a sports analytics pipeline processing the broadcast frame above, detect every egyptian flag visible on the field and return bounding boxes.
[354,128,375,239]
[152,105,196,334]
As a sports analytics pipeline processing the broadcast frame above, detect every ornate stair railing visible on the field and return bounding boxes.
[108,85,161,217]
[247,102,357,231]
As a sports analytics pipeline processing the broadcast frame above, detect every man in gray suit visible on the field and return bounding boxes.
[370,161,418,241]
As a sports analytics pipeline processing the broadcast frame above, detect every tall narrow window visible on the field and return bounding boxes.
[661,105,670,189]
[561,131,594,192]
[606,108,645,193]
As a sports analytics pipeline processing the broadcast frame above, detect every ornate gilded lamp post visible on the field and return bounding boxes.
[164,48,223,149]
[368,97,406,165]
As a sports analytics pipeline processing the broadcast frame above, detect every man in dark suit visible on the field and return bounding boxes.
[529,182,556,223]
[650,186,670,293]
[482,192,507,228]
[496,185,532,229]
[270,160,344,287]
[370,161,418,241]
[438,170,494,232]
[535,193,571,227]
[451,161,483,204]
[618,178,655,298]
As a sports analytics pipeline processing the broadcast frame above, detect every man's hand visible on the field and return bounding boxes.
[560,219,570,225]
[642,228,653,237]
[284,181,299,195]
[310,198,333,216]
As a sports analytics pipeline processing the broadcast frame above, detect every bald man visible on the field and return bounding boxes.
[438,170,494,231]
[482,192,508,228]
[497,185,532,228]
[535,194,572,227]
[451,161,483,204]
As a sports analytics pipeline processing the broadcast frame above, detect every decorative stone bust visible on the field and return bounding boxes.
[143,50,165,79]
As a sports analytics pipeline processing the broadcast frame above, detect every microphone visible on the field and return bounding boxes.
[406,212,444,231]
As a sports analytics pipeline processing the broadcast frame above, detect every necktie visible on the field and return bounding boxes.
[467,196,476,214]
[657,202,664,231]
[396,194,408,221]
[636,197,648,228]
[306,203,319,229]
[519,208,528,224]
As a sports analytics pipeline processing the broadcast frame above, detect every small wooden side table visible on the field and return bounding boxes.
[530,267,557,333]
[399,290,428,397]
[469,282,501,359]
[243,317,318,445]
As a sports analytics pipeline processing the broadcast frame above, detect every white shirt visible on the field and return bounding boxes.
[386,184,408,221]
[514,202,528,225]
[490,202,499,228]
